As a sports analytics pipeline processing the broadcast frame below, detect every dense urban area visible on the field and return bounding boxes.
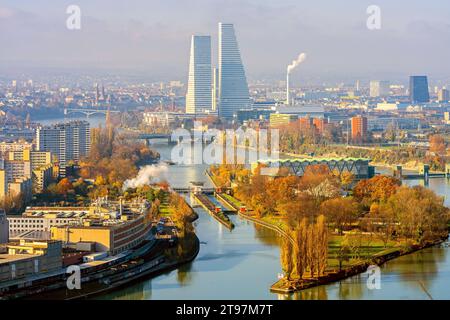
[0,21,450,300]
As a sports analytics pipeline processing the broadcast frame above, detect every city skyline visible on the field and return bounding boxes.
[1,1,450,84]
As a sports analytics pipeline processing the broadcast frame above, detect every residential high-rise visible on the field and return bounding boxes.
[185,35,212,114]
[351,115,368,142]
[36,121,90,176]
[438,88,449,102]
[409,76,430,103]
[369,80,390,97]
[218,23,250,119]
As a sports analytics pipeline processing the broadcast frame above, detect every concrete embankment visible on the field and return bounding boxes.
[193,193,234,230]
[215,192,293,242]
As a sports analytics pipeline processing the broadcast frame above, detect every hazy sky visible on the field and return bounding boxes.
[1,0,450,83]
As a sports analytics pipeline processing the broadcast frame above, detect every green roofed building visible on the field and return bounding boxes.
[252,157,375,179]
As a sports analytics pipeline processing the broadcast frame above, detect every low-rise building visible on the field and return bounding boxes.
[269,113,298,127]
[51,213,152,255]
[7,207,90,237]
[0,240,62,283]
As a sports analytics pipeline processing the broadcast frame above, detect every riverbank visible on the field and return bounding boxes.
[77,234,201,300]
[213,189,449,295]
[270,237,447,294]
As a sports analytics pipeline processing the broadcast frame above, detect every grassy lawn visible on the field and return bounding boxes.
[261,216,289,232]
[256,214,406,272]
[221,193,243,208]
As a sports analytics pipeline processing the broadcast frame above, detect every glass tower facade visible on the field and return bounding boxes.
[409,76,430,103]
[186,35,212,114]
[218,23,250,120]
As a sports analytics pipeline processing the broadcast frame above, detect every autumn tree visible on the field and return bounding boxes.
[294,218,308,279]
[429,134,446,155]
[384,186,448,244]
[316,215,328,276]
[280,236,294,280]
[353,175,401,207]
[56,178,73,195]
[306,223,318,277]
[320,197,358,235]
[300,165,340,208]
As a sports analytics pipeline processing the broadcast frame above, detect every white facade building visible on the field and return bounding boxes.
[370,80,390,98]
[218,23,250,119]
[36,121,90,176]
[186,35,212,115]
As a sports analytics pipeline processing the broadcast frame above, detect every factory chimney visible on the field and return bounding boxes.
[286,53,307,105]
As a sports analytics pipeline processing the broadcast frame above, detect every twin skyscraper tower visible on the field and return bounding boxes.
[185,23,250,120]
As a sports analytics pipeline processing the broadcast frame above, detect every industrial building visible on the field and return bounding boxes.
[7,207,90,237]
[51,213,152,255]
[0,240,62,283]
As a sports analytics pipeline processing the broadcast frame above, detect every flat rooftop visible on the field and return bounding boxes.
[0,253,37,265]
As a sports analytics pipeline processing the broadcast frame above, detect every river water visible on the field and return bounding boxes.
[35,116,450,299]
[93,142,450,300]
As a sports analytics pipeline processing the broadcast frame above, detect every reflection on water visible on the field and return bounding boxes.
[98,143,450,300]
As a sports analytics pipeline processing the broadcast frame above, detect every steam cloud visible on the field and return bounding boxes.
[122,164,168,190]
[287,53,307,74]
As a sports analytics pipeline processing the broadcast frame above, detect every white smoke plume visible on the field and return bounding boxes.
[122,164,168,190]
[287,53,307,74]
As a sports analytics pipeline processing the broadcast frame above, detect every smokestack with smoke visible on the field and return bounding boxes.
[286,53,307,105]
[122,164,168,190]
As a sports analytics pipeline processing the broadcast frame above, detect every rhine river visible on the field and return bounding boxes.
[40,116,450,300]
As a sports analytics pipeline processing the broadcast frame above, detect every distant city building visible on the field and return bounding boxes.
[375,102,409,112]
[313,117,329,134]
[0,141,33,154]
[143,111,193,127]
[36,121,90,177]
[235,109,273,123]
[438,88,449,102]
[185,35,213,115]
[269,113,298,127]
[273,105,325,118]
[367,117,421,131]
[351,115,368,142]
[444,111,450,125]
[218,23,250,119]
[0,159,33,202]
[370,80,390,97]
[0,209,8,244]
[409,76,430,103]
